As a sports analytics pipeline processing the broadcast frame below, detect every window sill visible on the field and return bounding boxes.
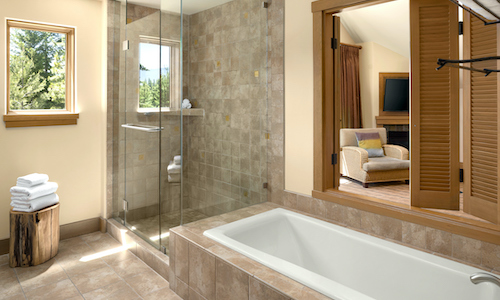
[312,189,500,245]
[3,113,79,128]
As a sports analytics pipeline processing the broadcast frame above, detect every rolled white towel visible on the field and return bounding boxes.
[16,173,49,187]
[10,182,58,200]
[11,193,59,213]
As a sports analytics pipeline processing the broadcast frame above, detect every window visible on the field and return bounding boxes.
[138,37,180,112]
[4,19,77,127]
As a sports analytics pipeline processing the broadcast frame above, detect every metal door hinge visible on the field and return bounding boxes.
[331,153,338,165]
[123,40,129,51]
[160,245,167,254]
[262,1,268,8]
[123,199,128,211]
[263,182,268,189]
[331,38,338,49]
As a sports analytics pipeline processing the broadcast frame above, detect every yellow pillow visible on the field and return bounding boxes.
[355,132,384,157]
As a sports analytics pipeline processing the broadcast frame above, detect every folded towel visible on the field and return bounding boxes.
[11,193,59,213]
[174,155,181,165]
[10,182,58,200]
[16,173,49,187]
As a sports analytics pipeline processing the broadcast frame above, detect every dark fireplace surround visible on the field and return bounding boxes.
[384,125,409,150]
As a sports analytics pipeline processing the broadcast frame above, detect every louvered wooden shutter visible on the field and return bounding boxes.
[410,0,460,209]
[463,13,500,224]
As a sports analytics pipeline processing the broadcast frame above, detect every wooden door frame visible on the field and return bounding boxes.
[311,0,500,244]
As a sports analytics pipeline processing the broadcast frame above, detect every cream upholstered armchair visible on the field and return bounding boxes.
[340,128,409,188]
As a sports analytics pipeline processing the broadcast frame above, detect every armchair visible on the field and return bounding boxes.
[340,128,409,188]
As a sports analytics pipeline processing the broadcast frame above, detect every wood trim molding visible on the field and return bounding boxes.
[3,113,79,128]
[311,0,500,246]
[378,72,409,117]
[1,216,104,255]
[313,189,500,245]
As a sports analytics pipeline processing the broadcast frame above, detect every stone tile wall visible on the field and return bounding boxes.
[272,191,500,275]
[181,0,276,218]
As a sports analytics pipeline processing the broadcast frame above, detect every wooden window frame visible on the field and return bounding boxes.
[137,36,181,112]
[4,19,78,128]
[311,0,500,245]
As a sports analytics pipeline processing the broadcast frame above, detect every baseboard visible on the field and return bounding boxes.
[0,239,9,257]
[60,217,101,240]
[1,216,106,255]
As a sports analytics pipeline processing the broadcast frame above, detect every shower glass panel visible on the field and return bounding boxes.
[112,0,269,254]
[180,0,269,224]
[114,0,182,253]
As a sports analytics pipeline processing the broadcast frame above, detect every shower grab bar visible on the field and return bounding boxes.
[470,272,500,287]
[121,124,164,132]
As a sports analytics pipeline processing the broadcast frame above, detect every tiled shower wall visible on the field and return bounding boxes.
[182,0,271,217]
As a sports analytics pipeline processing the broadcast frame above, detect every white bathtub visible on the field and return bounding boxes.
[204,208,500,300]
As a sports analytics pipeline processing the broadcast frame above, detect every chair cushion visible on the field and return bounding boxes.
[362,156,410,172]
[355,132,384,157]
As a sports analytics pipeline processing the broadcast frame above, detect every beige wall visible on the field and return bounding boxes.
[0,0,105,239]
[284,0,315,196]
[358,41,409,129]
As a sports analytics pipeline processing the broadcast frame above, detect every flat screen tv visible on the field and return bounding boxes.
[383,78,409,112]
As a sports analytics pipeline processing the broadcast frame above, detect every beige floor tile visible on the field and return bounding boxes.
[58,258,108,277]
[24,279,80,300]
[0,264,17,277]
[65,296,84,300]
[80,232,122,251]
[1,294,27,300]
[70,266,122,294]
[142,286,182,300]
[0,276,24,300]
[100,248,136,264]
[82,280,140,300]
[0,254,8,266]
[123,269,169,297]
[15,259,68,292]
[108,256,151,278]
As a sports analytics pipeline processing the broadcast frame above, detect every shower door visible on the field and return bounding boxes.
[115,0,182,253]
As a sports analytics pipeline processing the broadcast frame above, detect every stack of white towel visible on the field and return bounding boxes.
[10,173,59,212]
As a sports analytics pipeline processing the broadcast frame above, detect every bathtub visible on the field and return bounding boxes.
[204,208,500,300]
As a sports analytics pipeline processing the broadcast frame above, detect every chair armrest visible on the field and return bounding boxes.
[341,146,369,169]
[383,144,409,160]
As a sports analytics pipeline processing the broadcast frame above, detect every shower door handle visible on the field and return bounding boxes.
[121,124,164,132]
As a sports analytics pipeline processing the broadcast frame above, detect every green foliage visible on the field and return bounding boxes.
[9,28,66,110]
[139,69,170,109]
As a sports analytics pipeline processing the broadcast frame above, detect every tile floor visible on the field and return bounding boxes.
[0,232,181,300]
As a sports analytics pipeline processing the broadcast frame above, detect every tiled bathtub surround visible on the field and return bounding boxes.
[169,201,500,300]
[169,202,329,300]
[273,191,500,275]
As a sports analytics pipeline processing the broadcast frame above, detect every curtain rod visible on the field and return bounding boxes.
[341,43,362,49]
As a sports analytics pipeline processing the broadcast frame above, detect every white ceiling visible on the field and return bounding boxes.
[124,0,233,15]
[339,0,410,58]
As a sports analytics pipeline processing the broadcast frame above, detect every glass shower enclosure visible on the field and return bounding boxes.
[112,0,269,254]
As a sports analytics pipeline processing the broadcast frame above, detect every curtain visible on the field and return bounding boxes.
[340,45,362,128]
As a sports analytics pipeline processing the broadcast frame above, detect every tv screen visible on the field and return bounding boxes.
[383,78,409,112]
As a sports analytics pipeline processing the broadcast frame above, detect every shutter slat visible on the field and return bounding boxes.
[463,13,499,224]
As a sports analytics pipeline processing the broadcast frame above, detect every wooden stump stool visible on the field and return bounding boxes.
[9,203,59,267]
